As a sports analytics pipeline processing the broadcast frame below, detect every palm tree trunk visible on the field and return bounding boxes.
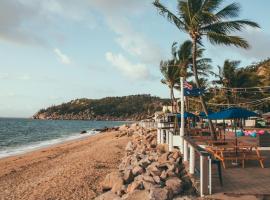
[170,87,174,113]
[192,39,217,140]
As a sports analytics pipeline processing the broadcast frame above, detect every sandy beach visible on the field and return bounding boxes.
[0,130,130,200]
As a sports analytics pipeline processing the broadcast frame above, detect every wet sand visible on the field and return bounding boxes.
[0,131,130,200]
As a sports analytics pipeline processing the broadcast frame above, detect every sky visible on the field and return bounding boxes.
[0,0,270,117]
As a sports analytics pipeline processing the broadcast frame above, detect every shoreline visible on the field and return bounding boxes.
[0,131,97,160]
[0,129,131,200]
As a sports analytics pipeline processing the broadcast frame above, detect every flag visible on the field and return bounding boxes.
[184,81,193,90]
[184,88,204,96]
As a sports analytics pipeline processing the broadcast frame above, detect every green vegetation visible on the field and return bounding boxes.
[154,0,260,139]
[33,95,169,121]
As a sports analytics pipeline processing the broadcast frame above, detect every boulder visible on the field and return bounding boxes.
[123,190,149,200]
[142,180,155,191]
[153,176,161,184]
[80,130,87,134]
[126,180,143,193]
[158,152,169,164]
[125,141,134,152]
[172,151,180,160]
[142,175,155,184]
[132,166,144,176]
[123,169,134,184]
[94,191,121,200]
[147,164,161,177]
[101,172,123,191]
[165,177,183,195]
[160,170,167,180]
[156,144,166,153]
[111,181,124,194]
[149,187,169,200]
[139,157,151,168]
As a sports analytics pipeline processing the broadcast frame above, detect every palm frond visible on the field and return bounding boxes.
[215,3,240,19]
[207,32,249,48]
[153,0,186,31]
[202,20,260,34]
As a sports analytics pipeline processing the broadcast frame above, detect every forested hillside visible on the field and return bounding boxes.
[33,95,168,121]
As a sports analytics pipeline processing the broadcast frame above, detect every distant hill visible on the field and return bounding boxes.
[33,94,169,121]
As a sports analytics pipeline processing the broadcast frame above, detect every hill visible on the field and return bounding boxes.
[33,94,168,121]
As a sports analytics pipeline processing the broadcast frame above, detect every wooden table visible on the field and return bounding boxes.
[206,143,265,169]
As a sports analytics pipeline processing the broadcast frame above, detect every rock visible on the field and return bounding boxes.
[160,170,167,180]
[123,169,134,184]
[142,180,155,190]
[80,130,87,134]
[111,181,124,194]
[139,157,151,168]
[126,180,143,193]
[101,172,123,191]
[165,177,183,195]
[142,175,155,184]
[94,191,121,200]
[149,187,169,200]
[172,151,180,160]
[153,176,161,184]
[132,166,144,176]
[123,190,149,200]
[147,164,161,177]
[157,144,166,153]
[150,139,157,148]
[125,141,134,152]
[158,152,169,164]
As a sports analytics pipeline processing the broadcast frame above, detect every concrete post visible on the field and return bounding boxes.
[169,131,173,151]
[200,155,209,197]
[184,140,188,162]
[189,146,195,175]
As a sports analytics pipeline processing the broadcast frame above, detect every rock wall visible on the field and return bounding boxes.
[95,124,196,200]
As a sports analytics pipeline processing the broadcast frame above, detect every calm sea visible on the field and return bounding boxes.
[0,118,127,159]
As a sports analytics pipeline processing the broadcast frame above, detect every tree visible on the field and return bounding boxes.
[160,60,180,112]
[211,59,240,104]
[153,0,259,139]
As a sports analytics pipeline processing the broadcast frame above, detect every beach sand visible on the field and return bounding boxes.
[0,130,130,200]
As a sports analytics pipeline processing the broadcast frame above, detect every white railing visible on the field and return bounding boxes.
[183,136,212,197]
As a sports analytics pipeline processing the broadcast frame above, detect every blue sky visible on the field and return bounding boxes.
[0,0,270,117]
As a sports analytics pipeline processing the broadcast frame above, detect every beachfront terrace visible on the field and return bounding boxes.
[152,119,270,198]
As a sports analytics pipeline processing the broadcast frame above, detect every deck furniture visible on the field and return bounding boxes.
[206,144,265,169]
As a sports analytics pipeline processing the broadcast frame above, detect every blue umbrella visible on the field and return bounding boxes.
[199,110,213,118]
[208,107,258,162]
[208,107,258,120]
[176,112,197,119]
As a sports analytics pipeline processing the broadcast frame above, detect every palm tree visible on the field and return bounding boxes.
[160,60,180,112]
[153,0,260,139]
[211,59,240,104]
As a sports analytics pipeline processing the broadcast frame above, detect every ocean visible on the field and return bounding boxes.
[0,118,127,159]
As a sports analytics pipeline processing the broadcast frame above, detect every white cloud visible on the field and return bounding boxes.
[19,74,31,81]
[233,28,270,60]
[107,18,162,64]
[53,48,71,65]
[105,52,153,80]
[0,73,9,79]
[87,0,163,64]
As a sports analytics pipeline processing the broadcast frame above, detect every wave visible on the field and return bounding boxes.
[0,130,99,159]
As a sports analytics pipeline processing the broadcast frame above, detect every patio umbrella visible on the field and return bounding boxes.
[207,107,258,120]
[208,107,258,164]
[176,112,197,119]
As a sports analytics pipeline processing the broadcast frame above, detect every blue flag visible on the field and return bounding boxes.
[184,88,204,96]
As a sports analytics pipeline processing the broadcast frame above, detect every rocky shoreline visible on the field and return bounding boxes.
[32,113,144,121]
[95,124,196,200]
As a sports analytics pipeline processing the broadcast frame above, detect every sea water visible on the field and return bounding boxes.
[0,118,127,158]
